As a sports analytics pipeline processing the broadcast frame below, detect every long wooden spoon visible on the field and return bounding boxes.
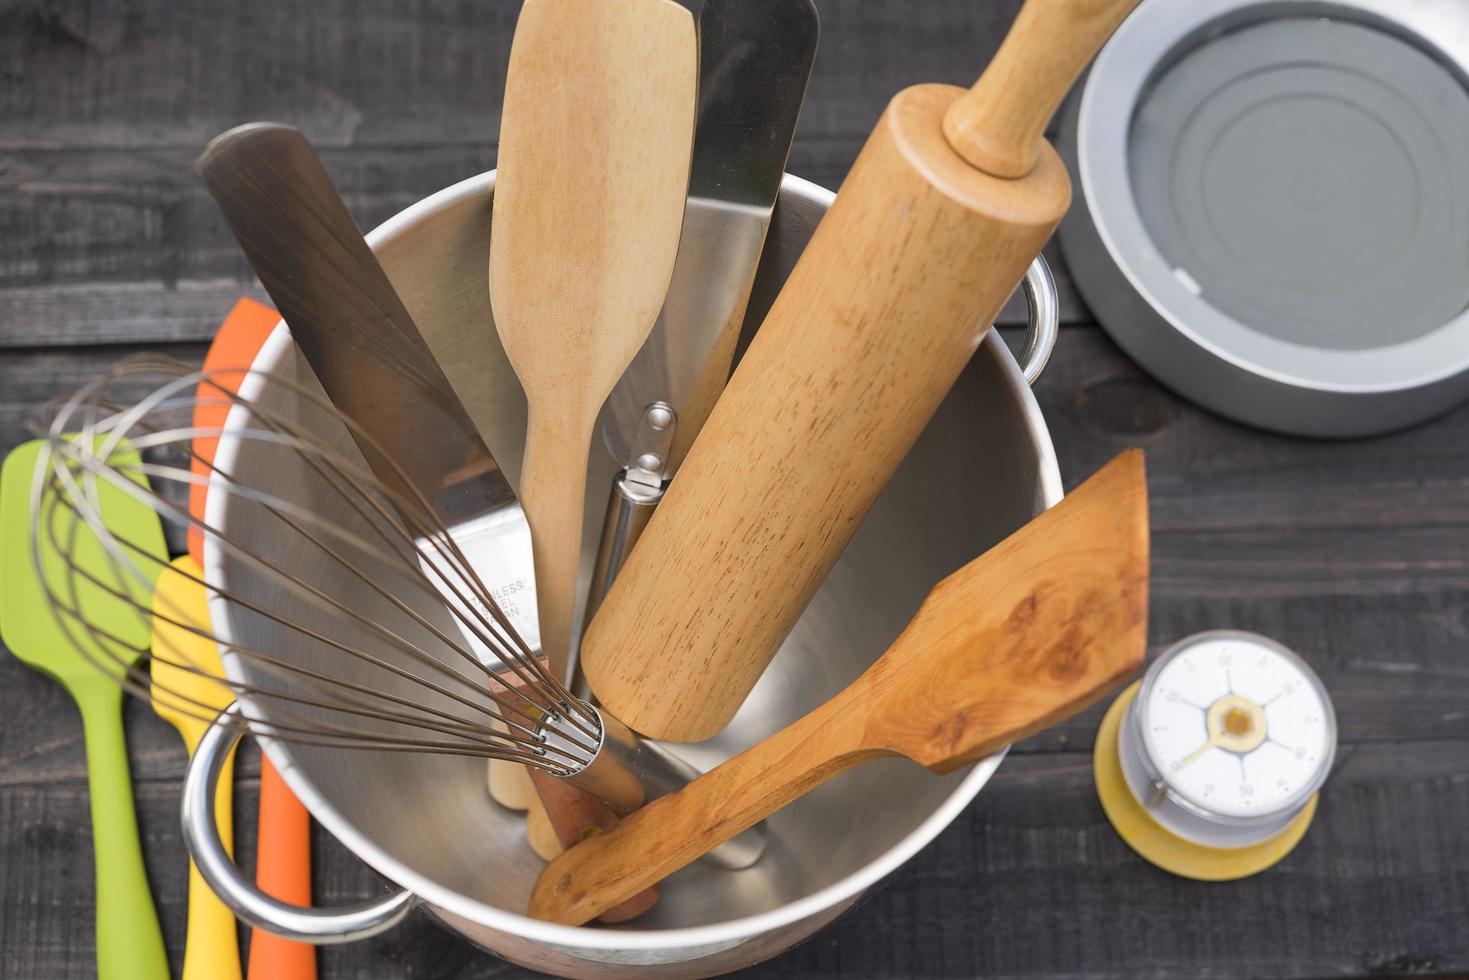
[531,451,1150,925]
[489,0,696,682]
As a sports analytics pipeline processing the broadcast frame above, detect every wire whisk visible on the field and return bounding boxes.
[30,355,660,802]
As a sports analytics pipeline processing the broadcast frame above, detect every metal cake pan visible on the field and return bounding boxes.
[1059,0,1469,437]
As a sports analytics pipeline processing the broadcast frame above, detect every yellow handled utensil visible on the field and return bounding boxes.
[151,554,242,980]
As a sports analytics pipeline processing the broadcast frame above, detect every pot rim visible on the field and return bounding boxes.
[206,169,1062,951]
[1068,0,1469,394]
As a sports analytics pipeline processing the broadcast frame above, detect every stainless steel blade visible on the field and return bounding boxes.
[196,123,540,655]
[597,0,819,474]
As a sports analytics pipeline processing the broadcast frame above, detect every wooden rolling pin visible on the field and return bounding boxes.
[534,451,1150,924]
[581,0,1142,742]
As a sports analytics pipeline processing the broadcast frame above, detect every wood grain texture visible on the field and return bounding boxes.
[943,0,1140,177]
[525,769,660,924]
[532,452,1148,925]
[3,330,1468,976]
[581,80,1073,742]
[0,0,1078,349]
[490,0,695,682]
[2,0,1467,976]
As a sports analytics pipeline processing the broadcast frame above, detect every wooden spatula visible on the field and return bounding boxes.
[489,0,696,682]
[580,0,1142,742]
[0,438,170,980]
[150,555,241,980]
[532,451,1150,925]
[187,296,318,980]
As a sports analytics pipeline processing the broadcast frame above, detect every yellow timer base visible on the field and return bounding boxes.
[1094,681,1318,881]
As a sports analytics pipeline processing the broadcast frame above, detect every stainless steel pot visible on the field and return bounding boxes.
[184,172,1062,977]
[1059,0,1469,437]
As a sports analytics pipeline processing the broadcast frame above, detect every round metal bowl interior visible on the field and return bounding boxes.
[1060,0,1469,437]
[206,172,1061,977]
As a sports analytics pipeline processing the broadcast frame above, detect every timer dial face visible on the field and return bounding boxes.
[1139,634,1334,820]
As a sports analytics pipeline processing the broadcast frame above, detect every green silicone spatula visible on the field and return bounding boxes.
[0,438,170,980]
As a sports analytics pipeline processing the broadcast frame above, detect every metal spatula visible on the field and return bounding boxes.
[582,0,819,631]
[0,438,170,980]
[489,0,697,682]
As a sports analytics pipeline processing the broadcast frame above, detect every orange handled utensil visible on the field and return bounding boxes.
[188,297,279,567]
[248,762,315,979]
[189,297,318,980]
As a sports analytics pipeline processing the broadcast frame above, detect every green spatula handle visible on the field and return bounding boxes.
[76,683,171,980]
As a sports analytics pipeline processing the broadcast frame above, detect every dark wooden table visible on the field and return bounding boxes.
[3,2,1466,977]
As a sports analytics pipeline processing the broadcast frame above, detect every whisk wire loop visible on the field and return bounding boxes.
[30,356,603,774]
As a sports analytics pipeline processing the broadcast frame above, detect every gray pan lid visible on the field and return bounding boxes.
[1059,0,1469,437]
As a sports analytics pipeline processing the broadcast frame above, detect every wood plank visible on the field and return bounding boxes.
[0,0,1026,151]
[0,145,1082,347]
[0,280,268,348]
[0,146,494,302]
[0,0,1092,343]
[1,741,1461,978]
[749,745,1469,979]
[3,1,1467,973]
[0,343,205,448]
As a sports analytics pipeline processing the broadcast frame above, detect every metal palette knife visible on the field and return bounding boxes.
[196,124,540,662]
[583,0,820,628]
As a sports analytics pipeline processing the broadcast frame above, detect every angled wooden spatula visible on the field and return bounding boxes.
[489,0,697,683]
[531,451,1150,925]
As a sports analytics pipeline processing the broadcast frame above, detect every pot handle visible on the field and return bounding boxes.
[1016,254,1059,386]
[182,702,417,944]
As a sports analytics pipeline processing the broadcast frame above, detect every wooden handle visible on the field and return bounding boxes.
[942,0,1140,178]
[517,411,592,683]
[530,689,867,925]
[490,0,695,681]
[526,770,660,923]
[533,452,1149,924]
[248,756,317,980]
